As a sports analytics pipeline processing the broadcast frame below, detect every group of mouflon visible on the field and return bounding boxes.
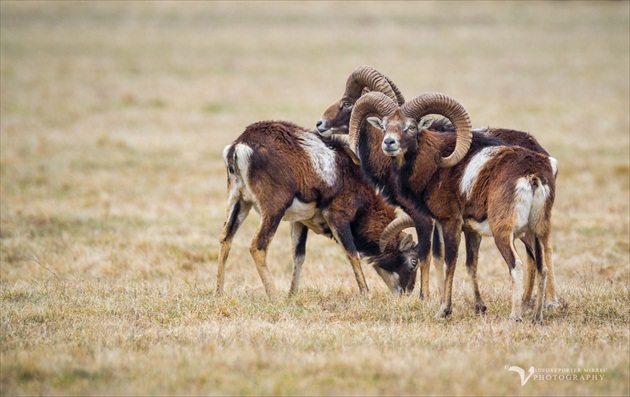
[217,65,558,324]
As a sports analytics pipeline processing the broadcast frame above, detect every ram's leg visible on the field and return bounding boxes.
[250,213,283,298]
[217,198,252,295]
[288,222,309,296]
[544,240,559,308]
[435,220,462,319]
[464,231,486,313]
[323,211,368,294]
[432,222,445,296]
[414,215,434,300]
[520,235,536,307]
[532,234,550,324]
[494,232,524,322]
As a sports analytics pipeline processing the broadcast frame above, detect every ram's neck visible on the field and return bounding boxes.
[396,131,443,197]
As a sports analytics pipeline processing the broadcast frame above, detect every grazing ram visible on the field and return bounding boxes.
[349,92,556,323]
[317,66,559,309]
[216,120,419,298]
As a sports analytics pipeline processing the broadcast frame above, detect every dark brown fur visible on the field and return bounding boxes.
[216,121,419,297]
[373,109,556,323]
[320,99,558,306]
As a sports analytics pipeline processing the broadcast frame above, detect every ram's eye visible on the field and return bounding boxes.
[406,124,417,134]
[341,102,352,109]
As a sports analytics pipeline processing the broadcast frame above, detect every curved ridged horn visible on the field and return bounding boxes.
[345,65,404,105]
[400,93,472,168]
[379,214,415,253]
[382,75,406,105]
[348,91,398,155]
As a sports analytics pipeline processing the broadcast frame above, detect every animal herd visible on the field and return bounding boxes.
[216,66,558,324]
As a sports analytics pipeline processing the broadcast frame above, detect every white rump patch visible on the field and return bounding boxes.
[460,146,502,198]
[222,144,232,166]
[548,156,558,178]
[233,143,254,176]
[298,132,337,187]
[223,143,238,201]
[514,178,534,234]
[514,176,551,235]
[530,180,551,231]
[231,143,258,206]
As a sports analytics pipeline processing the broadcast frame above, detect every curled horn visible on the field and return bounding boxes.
[379,214,415,253]
[400,93,472,168]
[343,145,362,166]
[345,65,404,104]
[382,75,406,105]
[348,91,398,156]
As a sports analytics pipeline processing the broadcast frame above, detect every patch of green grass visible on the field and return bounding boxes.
[202,102,230,114]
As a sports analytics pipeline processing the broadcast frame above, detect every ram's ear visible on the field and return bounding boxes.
[366,116,382,129]
[418,116,435,131]
[398,233,415,251]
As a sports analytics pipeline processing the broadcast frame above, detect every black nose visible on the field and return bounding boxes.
[316,120,328,132]
[384,136,396,147]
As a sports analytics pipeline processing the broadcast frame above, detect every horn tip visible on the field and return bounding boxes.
[434,151,443,165]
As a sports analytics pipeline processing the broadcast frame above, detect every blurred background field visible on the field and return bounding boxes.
[1,1,628,395]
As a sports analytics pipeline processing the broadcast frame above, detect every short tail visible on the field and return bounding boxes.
[529,176,551,232]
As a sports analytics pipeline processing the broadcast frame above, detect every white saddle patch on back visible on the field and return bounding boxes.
[460,146,502,198]
[298,131,337,187]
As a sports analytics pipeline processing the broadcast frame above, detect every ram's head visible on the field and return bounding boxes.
[317,65,404,137]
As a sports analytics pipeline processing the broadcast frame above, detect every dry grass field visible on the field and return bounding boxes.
[1,1,629,395]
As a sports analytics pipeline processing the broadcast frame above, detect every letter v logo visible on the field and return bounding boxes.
[508,366,535,386]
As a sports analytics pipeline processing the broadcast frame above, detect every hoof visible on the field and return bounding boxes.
[546,300,560,309]
[509,314,523,322]
[435,308,452,319]
[531,316,544,325]
[475,303,487,314]
[264,288,279,300]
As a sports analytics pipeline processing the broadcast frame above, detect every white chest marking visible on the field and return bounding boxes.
[298,132,337,187]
